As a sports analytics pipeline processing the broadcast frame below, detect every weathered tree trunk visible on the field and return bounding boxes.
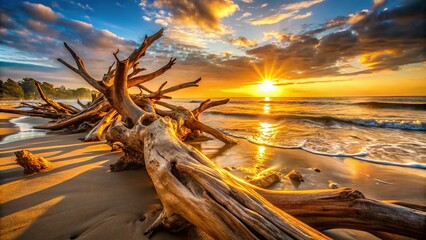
[14,150,51,174]
[108,117,328,239]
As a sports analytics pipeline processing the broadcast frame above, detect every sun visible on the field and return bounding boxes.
[259,79,276,92]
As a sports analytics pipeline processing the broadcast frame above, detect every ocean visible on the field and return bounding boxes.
[171,96,426,169]
[2,97,425,170]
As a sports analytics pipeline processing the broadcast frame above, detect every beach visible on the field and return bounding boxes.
[0,113,20,142]
[1,114,424,239]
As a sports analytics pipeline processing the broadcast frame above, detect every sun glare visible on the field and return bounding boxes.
[259,79,276,92]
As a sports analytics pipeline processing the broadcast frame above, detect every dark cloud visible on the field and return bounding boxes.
[248,0,426,79]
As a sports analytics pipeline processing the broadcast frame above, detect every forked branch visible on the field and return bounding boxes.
[58,43,105,92]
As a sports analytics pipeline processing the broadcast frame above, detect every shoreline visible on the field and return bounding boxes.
[0,113,20,142]
[1,114,425,239]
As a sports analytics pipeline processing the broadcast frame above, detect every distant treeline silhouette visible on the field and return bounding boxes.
[0,78,97,100]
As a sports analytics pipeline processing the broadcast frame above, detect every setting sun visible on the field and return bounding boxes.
[259,79,276,92]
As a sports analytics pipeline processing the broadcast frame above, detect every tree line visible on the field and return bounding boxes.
[0,78,97,100]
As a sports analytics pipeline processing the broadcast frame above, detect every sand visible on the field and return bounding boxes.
[0,113,20,142]
[1,114,425,239]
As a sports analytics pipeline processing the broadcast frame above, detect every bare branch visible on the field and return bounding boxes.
[128,62,146,79]
[102,61,116,85]
[189,119,238,144]
[127,28,164,67]
[57,42,105,92]
[128,58,176,87]
[35,82,77,114]
[109,58,145,125]
[192,99,229,118]
[35,101,108,130]
[155,101,179,111]
[145,77,201,98]
[137,84,154,94]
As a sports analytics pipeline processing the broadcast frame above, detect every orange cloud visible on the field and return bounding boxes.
[293,11,313,20]
[152,0,239,33]
[22,1,58,23]
[251,11,297,25]
[282,0,323,11]
[229,37,258,47]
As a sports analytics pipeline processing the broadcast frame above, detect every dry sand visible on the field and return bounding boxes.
[1,114,425,239]
[0,118,205,239]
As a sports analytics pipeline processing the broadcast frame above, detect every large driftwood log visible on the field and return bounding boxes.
[14,150,51,174]
[108,117,328,239]
[256,188,426,238]
[11,28,423,239]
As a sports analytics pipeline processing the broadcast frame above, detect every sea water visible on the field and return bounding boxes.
[171,96,426,169]
[0,100,90,145]
[2,97,425,169]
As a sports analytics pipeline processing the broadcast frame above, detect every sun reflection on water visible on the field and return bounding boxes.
[263,104,270,114]
[240,122,279,175]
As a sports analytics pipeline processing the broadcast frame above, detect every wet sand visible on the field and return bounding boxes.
[0,113,20,142]
[199,139,426,205]
[1,114,424,239]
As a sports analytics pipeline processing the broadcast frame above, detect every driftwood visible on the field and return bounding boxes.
[2,28,425,239]
[34,82,78,115]
[14,150,51,174]
[246,171,281,189]
[83,109,117,141]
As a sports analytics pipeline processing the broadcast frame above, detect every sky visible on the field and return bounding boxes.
[0,0,425,98]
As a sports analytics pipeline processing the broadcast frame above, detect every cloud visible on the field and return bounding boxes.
[372,0,387,11]
[155,18,168,26]
[229,36,258,47]
[236,12,252,20]
[282,0,323,11]
[142,16,151,21]
[276,79,351,86]
[251,11,297,25]
[241,0,253,3]
[150,0,239,32]
[251,0,322,25]
[69,1,93,11]
[246,0,426,79]
[0,2,137,83]
[293,11,313,20]
[263,31,299,42]
[139,0,147,8]
[260,3,268,8]
[22,1,58,23]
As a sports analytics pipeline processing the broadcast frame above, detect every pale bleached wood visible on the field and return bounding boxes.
[84,109,117,142]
